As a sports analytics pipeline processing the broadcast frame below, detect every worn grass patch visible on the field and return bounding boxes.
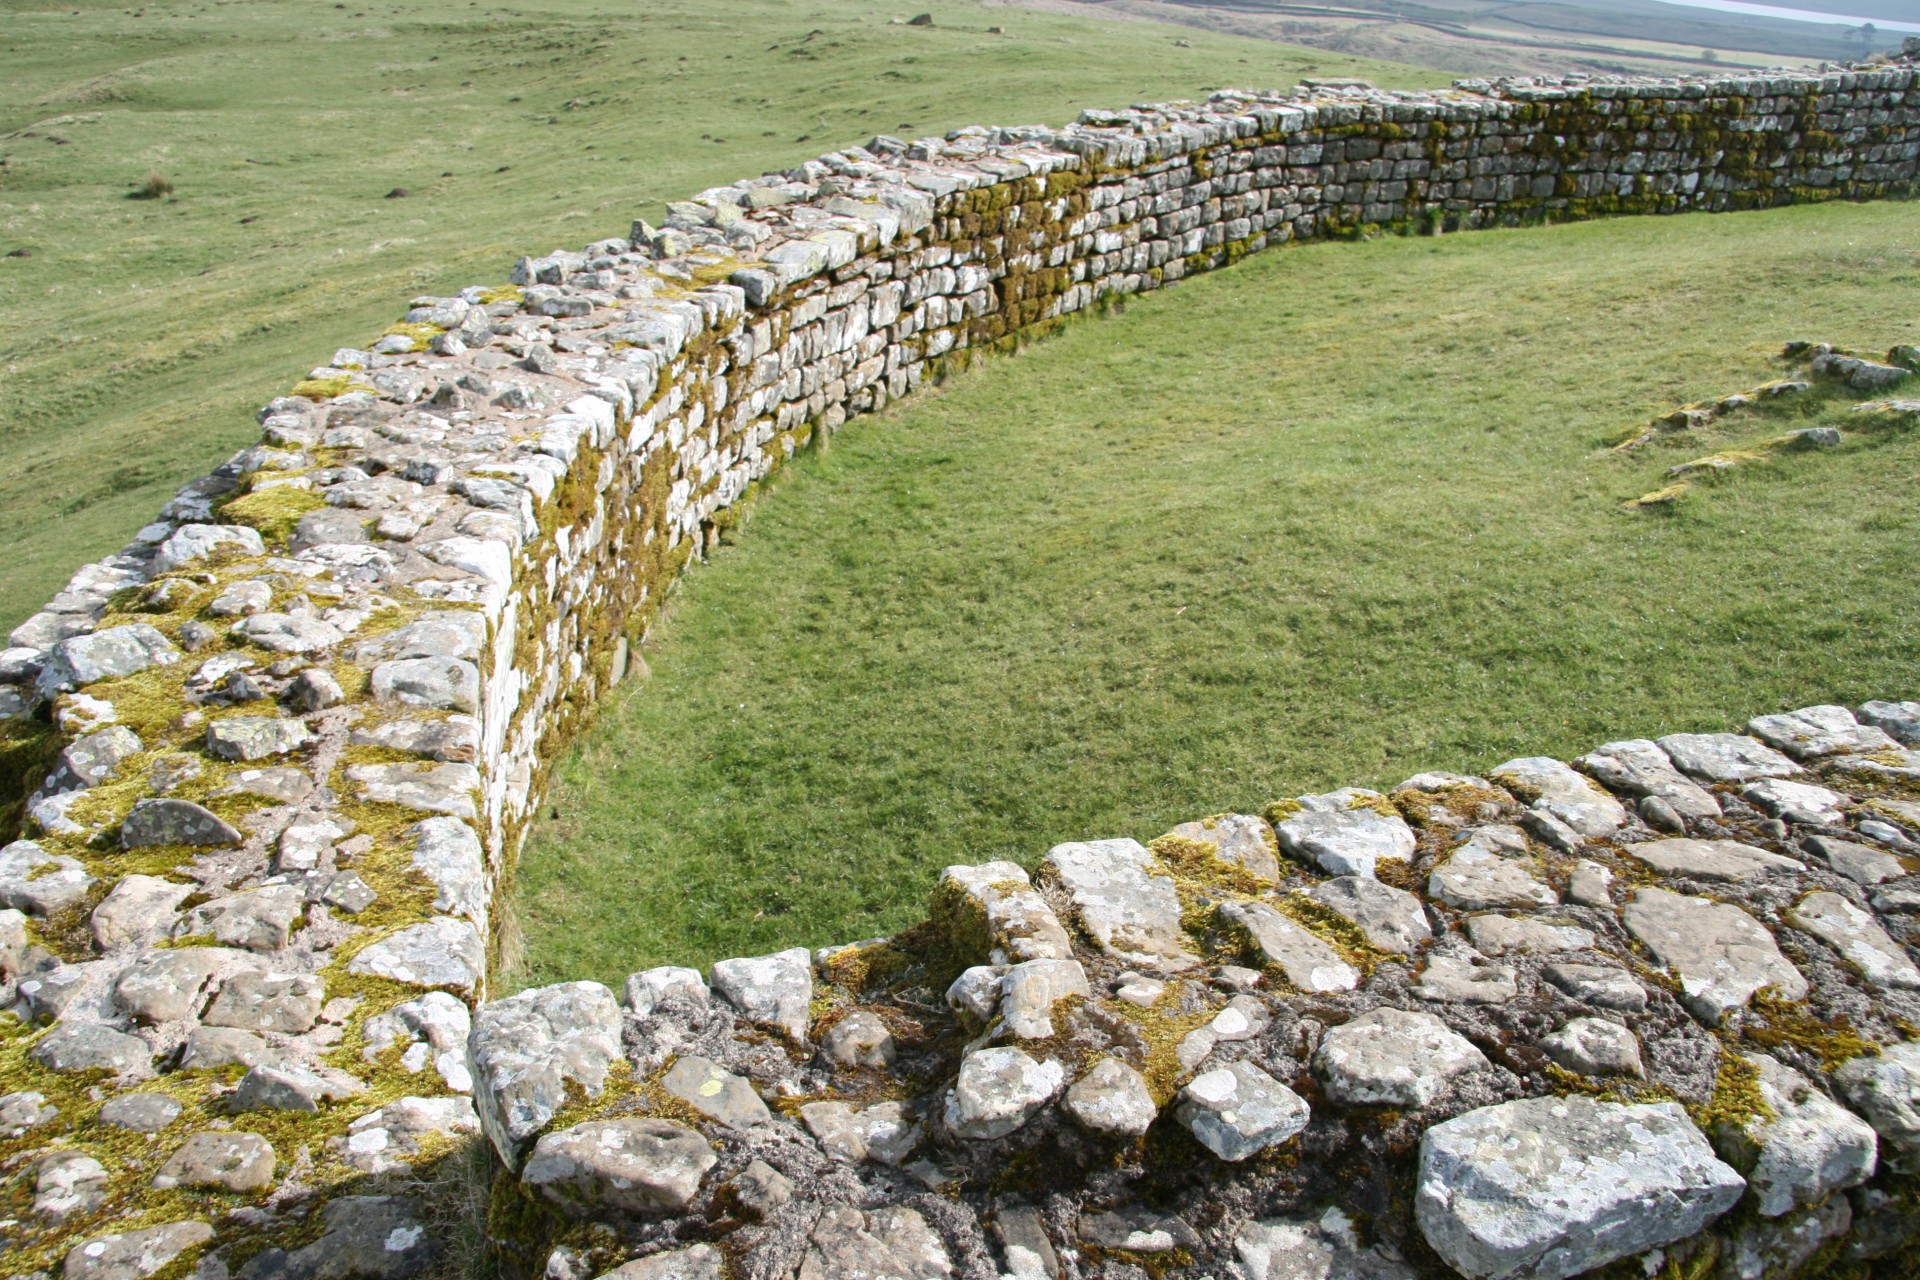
[509,197,1920,987]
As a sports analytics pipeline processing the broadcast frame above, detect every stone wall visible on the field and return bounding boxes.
[1,56,1919,1280]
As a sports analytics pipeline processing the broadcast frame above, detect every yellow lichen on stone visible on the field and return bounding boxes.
[1744,989,1880,1072]
[289,375,368,400]
[382,321,444,352]
[1691,1043,1775,1133]
[218,486,327,543]
[1625,481,1690,510]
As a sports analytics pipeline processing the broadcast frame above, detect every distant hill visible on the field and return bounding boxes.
[1517,0,1914,50]
[1695,0,1915,24]
[1021,0,1909,78]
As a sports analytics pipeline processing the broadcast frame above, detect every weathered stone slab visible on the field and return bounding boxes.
[1806,835,1906,885]
[993,1205,1060,1280]
[710,946,813,1042]
[1623,886,1807,1021]
[120,799,242,849]
[1788,890,1920,991]
[1302,875,1432,954]
[1235,1212,1418,1280]
[32,1023,154,1077]
[99,1093,181,1133]
[113,947,231,1022]
[1834,1041,1920,1160]
[1219,901,1359,993]
[1415,1097,1745,1279]
[1167,813,1281,882]
[363,990,473,1093]
[205,716,314,762]
[798,1099,921,1166]
[1749,705,1899,761]
[37,1151,110,1223]
[1858,700,1920,746]
[998,957,1090,1039]
[1274,805,1416,878]
[1044,838,1198,973]
[523,1117,716,1217]
[233,612,345,655]
[411,817,488,930]
[203,970,325,1034]
[1542,962,1647,1012]
[1490,757,1628,838]
[1429,830,1556,911]
[1625,837,1804,882]
[371,656,480,712]
[792,1206,951,1280]
[1178,1061,1309,1161]
[153,523,264,573]
[234,1195,434,1280]
[660,1055,771,1131]
[351,611,487,663]
[597,1246,723,1280]
[345,762,480,818]
[1064,1058,1157,1139]
[47,725,143,793]
[1657,732,1801,783]
[1575,738,1721,821]
[350,713,479,762]
[0,839,93,915]
[1742,777,1851,825]
[944,1045,1065,1140]
[470,980,623,1168]
[1314,1008,1488,1108]
[180,884,304,952]
[231,1062,365,1112]
[91,875,193,949]
[624,965,708,1018]
[336,1095,480,1175]
[349,917,484,992]
[37,625,179,697]
[1714,1053,1877,1218]
[1463,914,1594,956]
[935,861,1074,964]
[1413,954,1519,1005]
[152,1131,277,1192]
[1540,1017,1643,1078]
[820,1010,893,1068]
[64,1221,214,1280]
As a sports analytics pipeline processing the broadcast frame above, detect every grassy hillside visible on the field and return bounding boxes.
[511,198,1920,989]
[0,0,1428,634]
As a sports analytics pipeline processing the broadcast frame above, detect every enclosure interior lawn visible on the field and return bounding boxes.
[509,199,1920,990]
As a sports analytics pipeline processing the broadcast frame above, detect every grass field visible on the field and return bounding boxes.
[510,198,1920,990]
[0,0,1426,635]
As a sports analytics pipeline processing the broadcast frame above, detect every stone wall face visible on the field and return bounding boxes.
[1,60,1919,1280]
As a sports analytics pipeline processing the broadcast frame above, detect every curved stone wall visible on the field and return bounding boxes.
[1,58,1919,1280]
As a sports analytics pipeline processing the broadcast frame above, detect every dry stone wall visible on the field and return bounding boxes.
[2,56,1920,1280]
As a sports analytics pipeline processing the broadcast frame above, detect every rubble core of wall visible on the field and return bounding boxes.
[1,56,1918,1280]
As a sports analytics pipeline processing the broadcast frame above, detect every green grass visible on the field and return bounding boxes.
[0,0,1426,634]
[510,198,1920,990]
